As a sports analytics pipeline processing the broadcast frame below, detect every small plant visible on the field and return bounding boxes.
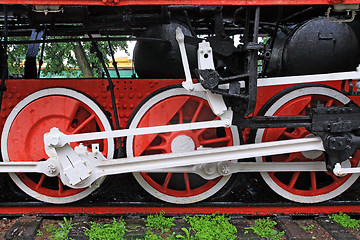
[36,229,44,236]
[246,217,284,240]
[45,223,58,233]
[48,217,73,240]
[176,227,195,240]
[145,211,175,233]
[330,212,360,230]
[144,211,176,239]
[85,218,127,240]
[301,224,315,231]
[185,214,237,240]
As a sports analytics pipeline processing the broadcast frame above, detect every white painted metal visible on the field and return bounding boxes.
[255,86,359,203]
[257,66,360,87]
[197,40,228,117]
[301,135,323,159]
[189,68,360,91]
[1,88,114,204]
[55,136,324,188]
[176,27,194,91]
[334,162,360,176]
[152,161,327,180]
[45,119,229,148]
[171,135,195,153]
[0,159,59,176]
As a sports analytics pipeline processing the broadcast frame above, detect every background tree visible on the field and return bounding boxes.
[7,36,128,78]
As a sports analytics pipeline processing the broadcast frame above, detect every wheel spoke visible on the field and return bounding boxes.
[284,153,299,162]
[184,173,191,193]
[282,131,297,139]
[178,108,184,124]
[191,101,204,123]
[71,114,96,134]
[325,99,334,107]
[36,174,46,190]
[200,136,231,145]
[145,143,167,152]
[67,101,81,129]
[310,172,317,191]
[163,173,172,188]
[288,172,300,189]
[282,127,309,139]
[194,116,220,137]
[325,171,339,181]
[58,178,64,195]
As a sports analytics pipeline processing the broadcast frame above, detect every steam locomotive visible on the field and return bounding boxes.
[0,1,360,204]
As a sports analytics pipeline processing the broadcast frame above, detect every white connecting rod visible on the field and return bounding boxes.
[44,119,230,148]
[53,136,326,188]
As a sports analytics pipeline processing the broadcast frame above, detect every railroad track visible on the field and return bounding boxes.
[1,213,360,239]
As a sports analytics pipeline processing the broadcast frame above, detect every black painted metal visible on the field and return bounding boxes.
[107,34,121,79]
[88,34,124,158]
[266,17,360,77]
[0,4,8,115]
[24,28,44,79]
[245,6,260,115]
[134,22,197,79]
[37,26,47,78]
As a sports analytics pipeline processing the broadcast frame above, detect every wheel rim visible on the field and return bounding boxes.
[1,88,114,204]
[255,86,359,203]
[127,88,238,204]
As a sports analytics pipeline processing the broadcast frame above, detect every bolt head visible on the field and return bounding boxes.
[50,137,60,146]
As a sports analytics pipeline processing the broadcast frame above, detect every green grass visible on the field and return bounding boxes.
[301,224,315,231]
[246,217,284,240]
[184,214,237,240]
[43,217,73,240]
[330,213,360,231]
[85,218,127,240]
[143,211,176,239]
[139,212,237,240]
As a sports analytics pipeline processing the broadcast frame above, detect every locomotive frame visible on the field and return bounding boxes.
[0,2,360,205]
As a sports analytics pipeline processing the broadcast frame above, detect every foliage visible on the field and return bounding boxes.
[301,224,315,231]
[330,212,360,231]
[7,37,27,75]
[7,35,127,78]
[246,217,284,240]
[85,218,127,240]
[145,211,175,234]
[45,223,58,233]
[36,229,44,236]
[184,214,237,240]
[176,227,195,240]
[45,217,73,240]
[141,211,177,239]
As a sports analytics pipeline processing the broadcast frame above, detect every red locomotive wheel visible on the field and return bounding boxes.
[126,87,239,204]
[1,88,114,204]
[255,85,360,203]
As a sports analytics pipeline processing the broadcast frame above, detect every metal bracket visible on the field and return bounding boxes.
[327,5,358,23]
